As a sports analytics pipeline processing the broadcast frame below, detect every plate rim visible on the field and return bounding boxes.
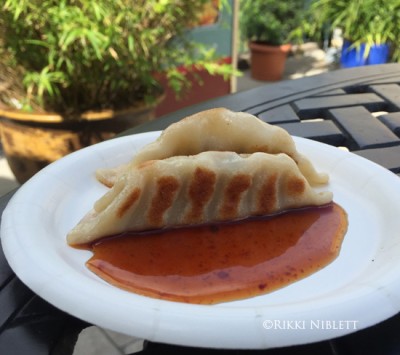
[2,132,400,349]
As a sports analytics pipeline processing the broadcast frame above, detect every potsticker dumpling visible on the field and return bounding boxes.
[96,108,328,188]
[68,151,332,246]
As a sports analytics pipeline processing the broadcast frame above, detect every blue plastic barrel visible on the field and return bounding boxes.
[368,44,391,65]
[340,40,390,68]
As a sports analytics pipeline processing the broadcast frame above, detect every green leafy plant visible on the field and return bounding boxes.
[240,0,306,46]
[295,0,400,61]
[0,0,234,118]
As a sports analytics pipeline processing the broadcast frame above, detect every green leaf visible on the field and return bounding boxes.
[0,0,239,115]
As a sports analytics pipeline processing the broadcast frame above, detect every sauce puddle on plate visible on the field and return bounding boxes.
[81,203,348,304]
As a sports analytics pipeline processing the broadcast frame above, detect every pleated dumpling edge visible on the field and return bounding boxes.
[96,108,328,188]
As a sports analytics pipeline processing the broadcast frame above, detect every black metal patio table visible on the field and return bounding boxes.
[1,63,400,354]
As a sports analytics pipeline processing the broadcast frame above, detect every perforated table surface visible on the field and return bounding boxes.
[1,63,400,354]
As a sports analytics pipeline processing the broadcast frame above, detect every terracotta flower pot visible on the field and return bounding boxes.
[249,42,292,81]
[0,101,160,183]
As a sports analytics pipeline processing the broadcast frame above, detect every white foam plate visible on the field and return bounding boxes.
[2,132,400,349]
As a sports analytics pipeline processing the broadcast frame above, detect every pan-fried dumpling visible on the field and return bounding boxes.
[68,151,332,246]
[96,108,328,188]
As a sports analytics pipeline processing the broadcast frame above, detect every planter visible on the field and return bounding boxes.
[340,40,390,68]
[249,42,292,81]
[0,101,160,183]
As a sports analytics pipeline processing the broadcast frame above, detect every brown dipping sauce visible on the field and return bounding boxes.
[79,203,348,304]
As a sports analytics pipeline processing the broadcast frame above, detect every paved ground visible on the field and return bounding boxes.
[0,43,335,354]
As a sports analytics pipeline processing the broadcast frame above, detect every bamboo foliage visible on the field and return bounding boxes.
[0,0,234,118]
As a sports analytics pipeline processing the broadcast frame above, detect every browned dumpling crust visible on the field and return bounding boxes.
[67,151,332,246]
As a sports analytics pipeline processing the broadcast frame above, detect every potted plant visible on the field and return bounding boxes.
[0,0,234,183]
[297,0,400,67]
[240,0,306,81]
